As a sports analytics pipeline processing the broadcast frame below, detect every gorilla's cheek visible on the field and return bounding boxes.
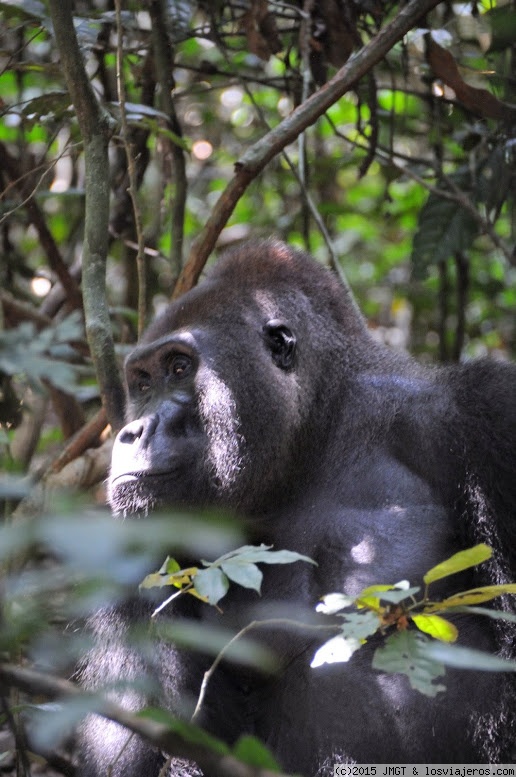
[197,367,245,494]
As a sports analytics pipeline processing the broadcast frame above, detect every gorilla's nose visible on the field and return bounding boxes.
[117,414,159,449]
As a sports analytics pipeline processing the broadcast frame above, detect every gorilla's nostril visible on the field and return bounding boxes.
[118,415,159,446]
[118,421,143,445]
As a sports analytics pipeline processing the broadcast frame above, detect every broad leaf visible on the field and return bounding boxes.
[422,641,516,673]
[356,583,419,609]
[437,583,516,609]
[140,567,198,590]
[447,606,516,624]
[210,544,315,567]
[372,587,420,605]
[311,635,362,667]
[411,172,479,279]
[412,614,458,642]
[194,567,230,605]
[232,735,281,770]
[423,544,492,585]
[316,593,355,614]
[372,631,446,697]
[220,560,263,593]
[339,610,381,641]
[138,708,230,755]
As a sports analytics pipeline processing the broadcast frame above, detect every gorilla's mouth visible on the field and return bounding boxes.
[110,469,178,486]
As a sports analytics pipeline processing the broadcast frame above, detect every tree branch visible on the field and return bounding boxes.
[173,0,443,298]
[0,664,290,777]
[47,0,125,432]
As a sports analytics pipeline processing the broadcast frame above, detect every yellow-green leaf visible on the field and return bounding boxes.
[423,544,492,585]
[168,567,199,588]
[412,614,458,642]
[437,583,516,609]
[356,584,395,609]
[140,566,198,590]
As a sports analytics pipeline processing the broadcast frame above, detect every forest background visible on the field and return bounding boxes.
[0,1,515,775]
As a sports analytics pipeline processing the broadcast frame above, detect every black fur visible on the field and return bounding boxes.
[79,240,516,775]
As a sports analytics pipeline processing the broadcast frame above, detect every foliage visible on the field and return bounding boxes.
[312,544,516,697]
[0,313,84,395]
[1,1,516,773]
[141,544,316,609]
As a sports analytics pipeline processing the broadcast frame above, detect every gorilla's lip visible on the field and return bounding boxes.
[110,469,178,486]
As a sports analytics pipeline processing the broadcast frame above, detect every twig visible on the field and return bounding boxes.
[191,618,338,724]
[148,0,188,281]
[48,406,108,475]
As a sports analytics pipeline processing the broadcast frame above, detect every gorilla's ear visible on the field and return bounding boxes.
[263,320,296,370]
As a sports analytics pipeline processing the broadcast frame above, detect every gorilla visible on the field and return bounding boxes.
[79,239,516,776]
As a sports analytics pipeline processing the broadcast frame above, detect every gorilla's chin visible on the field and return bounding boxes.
[109,480,159,517]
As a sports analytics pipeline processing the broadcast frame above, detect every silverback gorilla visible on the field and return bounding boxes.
[79,240,516,775]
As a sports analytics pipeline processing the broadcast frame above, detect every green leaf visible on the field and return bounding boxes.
[339,610,381,641]
[411,173,479,279]
[232,735,281,770]
[316,593,355,614]
[138,708,230,756]
[372,631,446,697]
[220,560,263,593]
[437,583,516,609]
[161,556,181,574]
[372,587,420,605]
[311,634,363,667]
[423,544,492,585]
[422,641,516,673]
[140,566,198,590]
[194,567,230,605]
[446,606,516,624]
[212,544,316,567]
[356,583,419,609]
[155,621,278,672]
[412,614,458,642]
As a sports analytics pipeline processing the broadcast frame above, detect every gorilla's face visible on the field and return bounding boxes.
[108,271,308,517]
[108,241,367,518]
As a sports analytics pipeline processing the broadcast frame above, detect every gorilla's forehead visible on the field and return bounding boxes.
[126,328,199,366]
[141,280,294,345]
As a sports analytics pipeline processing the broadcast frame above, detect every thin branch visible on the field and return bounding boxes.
[148,0,188,280]
[48,406,108,475]
[326,121,514,265]
[192,618,338,724]
[114,0,147,336]
[173,0,443,298]
[0,141,82,309]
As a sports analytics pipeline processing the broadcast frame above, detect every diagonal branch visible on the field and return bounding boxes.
[173,0,443,298]
[0,663,290,777]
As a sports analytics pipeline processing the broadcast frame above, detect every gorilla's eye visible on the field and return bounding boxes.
[169,353,192,378]
[263,320,296,370]
[135,370,151,393]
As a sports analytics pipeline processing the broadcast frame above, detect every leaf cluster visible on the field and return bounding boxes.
[141,543,316,612]
[0,313,84,395]
[312,544,516,696]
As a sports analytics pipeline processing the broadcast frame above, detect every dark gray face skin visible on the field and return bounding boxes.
[80,239,516,777]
